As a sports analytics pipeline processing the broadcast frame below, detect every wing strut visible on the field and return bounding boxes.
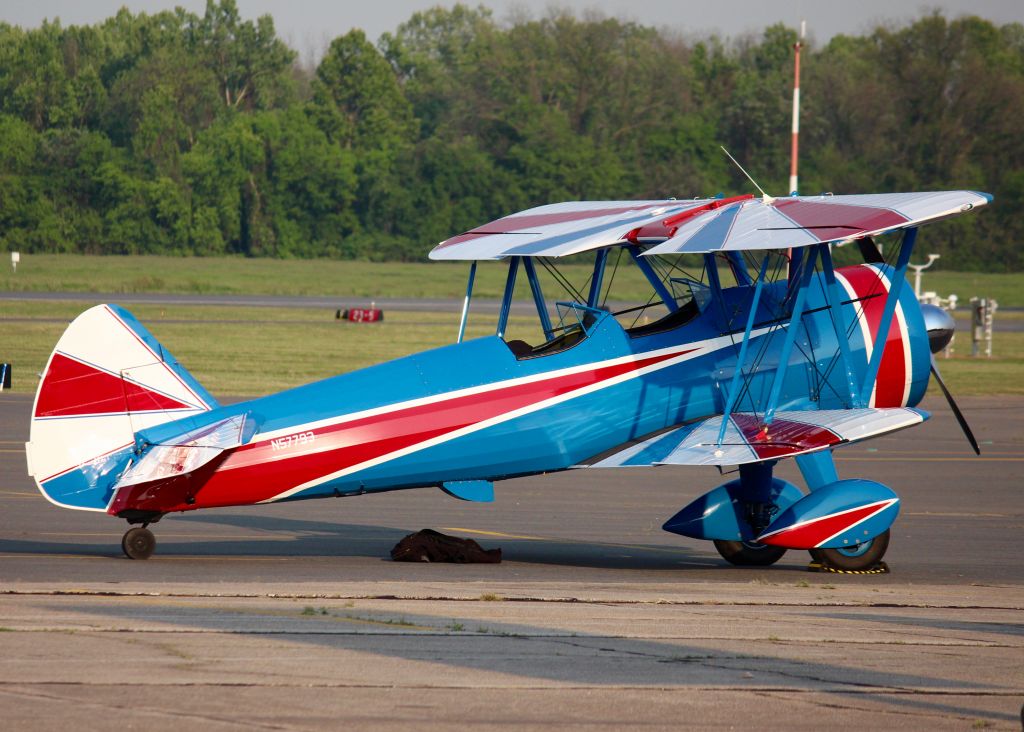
[765,246,819,425]
[457,261,477,343]
[587,249,609,308]
[496,257,519,339]
[818,243,862,407]
[523,258,554,340]
[859,227,916,404]
[627,246,679,312]
[717,255,770,447]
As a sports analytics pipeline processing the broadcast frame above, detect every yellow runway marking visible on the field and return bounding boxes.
[0,553,311,562]
[442,527,548,541]
[442,527,690,556]
[32,531,290,540]
[905,511,1010,518]
[142,556,302,562]
[0,553,109,561]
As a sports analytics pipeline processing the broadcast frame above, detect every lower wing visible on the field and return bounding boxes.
[584,407,928,467]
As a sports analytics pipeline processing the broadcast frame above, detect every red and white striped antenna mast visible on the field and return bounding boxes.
[789,20,805,195]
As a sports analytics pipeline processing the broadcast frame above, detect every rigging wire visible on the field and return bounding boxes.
[601,248,623,309]
[730,250,803,418]
[815,231,905,405]
[537,257,587,304]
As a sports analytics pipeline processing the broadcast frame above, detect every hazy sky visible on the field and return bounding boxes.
[4,0,1022,59]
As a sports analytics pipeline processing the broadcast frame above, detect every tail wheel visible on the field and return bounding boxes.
[809,529,890,571]
[122,527,156,560]
[713,539,787,567]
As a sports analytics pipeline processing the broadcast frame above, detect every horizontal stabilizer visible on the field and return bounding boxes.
[586,408,928,467]
[114,414,251,490]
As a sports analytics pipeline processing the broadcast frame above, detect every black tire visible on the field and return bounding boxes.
[122,527,156,560]
[713,539,787,567]
[809,529,889,572]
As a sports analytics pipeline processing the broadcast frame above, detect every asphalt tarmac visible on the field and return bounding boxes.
[1,392,1021,730]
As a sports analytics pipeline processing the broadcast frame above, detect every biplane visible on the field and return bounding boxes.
[26,189,989,568]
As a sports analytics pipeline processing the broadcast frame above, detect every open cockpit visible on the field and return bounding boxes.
[449,244,761,361]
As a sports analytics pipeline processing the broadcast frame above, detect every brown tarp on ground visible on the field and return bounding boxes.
[390,529,502,563]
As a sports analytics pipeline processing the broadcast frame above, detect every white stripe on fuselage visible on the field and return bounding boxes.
[257,327,781,502]
[254,329,777,444]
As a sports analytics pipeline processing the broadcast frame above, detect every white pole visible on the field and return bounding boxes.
[788,20,805,195]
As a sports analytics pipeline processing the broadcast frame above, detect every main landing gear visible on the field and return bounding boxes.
[809,529,890,572]
[713,539,787,567]
[664,455,898,573]
[122,527,156,560]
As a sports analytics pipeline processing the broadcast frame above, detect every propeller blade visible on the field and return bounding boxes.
[930,354,981,455]
[857,236,884,264]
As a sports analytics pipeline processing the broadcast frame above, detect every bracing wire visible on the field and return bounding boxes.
[601,248,623,309]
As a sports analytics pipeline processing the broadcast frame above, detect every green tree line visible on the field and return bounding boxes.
[0,2,1021,269]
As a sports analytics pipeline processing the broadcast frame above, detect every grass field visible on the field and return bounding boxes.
[0,254,658,302]
[0,300,552,397]
[2,254,1021,306]
[2,299,1021,398]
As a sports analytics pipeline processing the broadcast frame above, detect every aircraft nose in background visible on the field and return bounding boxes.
[920,303,956,353]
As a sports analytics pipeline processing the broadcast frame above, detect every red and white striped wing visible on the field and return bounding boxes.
[642,191,990,254]
[587,407,927,467]
[429,199,714,260]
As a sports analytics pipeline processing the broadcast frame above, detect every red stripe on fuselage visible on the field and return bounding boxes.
[35,353,195,418]
[110,349,693,514]
[837,265,907,407]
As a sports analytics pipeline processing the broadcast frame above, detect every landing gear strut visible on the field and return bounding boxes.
[122,527,156,560]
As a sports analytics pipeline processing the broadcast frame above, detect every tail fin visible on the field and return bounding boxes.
[26,304,217,511]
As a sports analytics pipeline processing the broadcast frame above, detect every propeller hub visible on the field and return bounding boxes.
[920,304,956,354]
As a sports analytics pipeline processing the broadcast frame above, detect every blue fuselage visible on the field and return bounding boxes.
[124,264,929,513]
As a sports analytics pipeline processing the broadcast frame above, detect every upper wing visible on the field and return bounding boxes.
[430,191,990,260]
[585,407,928,468]
[429,199,714,260]
[642,191,990,255]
